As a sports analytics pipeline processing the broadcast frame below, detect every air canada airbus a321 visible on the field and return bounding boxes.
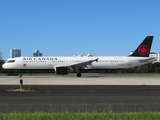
[2,36,156,77]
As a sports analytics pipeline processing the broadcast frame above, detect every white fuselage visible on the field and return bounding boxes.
[2,56,156,70]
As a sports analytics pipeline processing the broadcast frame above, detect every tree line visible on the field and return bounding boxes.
[0,60,5,73]
[95,62,160,73]
[116,62,160,73]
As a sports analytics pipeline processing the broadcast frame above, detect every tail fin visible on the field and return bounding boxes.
[130,36,153,57]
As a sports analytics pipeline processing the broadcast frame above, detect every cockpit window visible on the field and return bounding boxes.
[7,60,15,63]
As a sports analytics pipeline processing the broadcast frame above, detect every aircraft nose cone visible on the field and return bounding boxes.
[2,64,7,69]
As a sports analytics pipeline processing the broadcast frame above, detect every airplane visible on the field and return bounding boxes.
[2,36,156,77]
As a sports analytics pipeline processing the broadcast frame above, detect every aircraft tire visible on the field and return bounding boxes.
[77,73,81,77]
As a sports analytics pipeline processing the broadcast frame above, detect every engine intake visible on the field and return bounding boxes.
[55,67,69,75]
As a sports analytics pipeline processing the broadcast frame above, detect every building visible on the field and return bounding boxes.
[149,52,160,62]
[10,48,21,58]
[32,50,42,57]
[73,53,93,57]
[0,52,2,60]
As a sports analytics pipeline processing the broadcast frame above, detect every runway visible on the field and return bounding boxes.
[0,75,160,112]
[0,75,160,85]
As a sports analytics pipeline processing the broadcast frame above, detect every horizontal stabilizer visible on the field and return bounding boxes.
[138,57,156,63]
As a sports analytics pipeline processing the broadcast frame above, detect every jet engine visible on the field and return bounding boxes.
[55,67,69,75]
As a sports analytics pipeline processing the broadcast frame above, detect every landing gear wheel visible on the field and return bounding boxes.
[77,73,82,77]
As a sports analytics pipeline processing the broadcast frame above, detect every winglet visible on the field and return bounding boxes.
[130,36,153,57]
[95,58,99,62]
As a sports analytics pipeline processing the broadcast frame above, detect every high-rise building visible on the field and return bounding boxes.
[10,48,21,58]
[0,52,2,60]
[32,50,42,57]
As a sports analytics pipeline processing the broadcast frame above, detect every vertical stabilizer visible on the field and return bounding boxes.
[130,36,153,57]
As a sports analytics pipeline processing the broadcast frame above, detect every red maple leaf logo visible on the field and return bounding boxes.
[23,63,27,67]
[138,45,149,56]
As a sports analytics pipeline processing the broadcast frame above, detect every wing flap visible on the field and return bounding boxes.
[70,58,99,69]
[53,58,99,69]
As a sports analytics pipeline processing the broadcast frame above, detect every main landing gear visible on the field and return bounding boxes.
[76,73,82,77]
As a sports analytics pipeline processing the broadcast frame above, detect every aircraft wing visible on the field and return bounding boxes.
[69,58,99,69]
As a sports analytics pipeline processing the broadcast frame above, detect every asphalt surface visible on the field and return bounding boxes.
[0,85,160,113]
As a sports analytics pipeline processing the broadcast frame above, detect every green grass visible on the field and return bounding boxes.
[27,73,160,77]
[0,112,160,120]
[1,73,160,77]
[78,73,160,77]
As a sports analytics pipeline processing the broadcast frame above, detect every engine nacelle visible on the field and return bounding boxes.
[55,67,69,75]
